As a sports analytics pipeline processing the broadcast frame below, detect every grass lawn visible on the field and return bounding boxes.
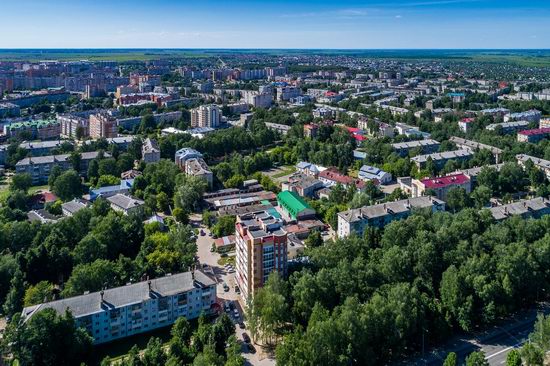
[28,185,50,194]
[0,184,9,202]
[217,255,236,266]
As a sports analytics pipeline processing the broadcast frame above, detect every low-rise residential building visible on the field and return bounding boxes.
[19,140,71,157]
[391,139,440,157]
[488,197,550,221]
[458,117,475,133]
[264,122,291,135]
[235,211,288,301]
[504,109,542,123]
[0,102,21,118]
[21,270,216,345]
[281,173,324,198]
[106,194,144,215]
[517,128,550,143]
[411,149,473,169]
[337,196,445,238]
[480,107,510,117]
[449,136,503,163]
[486,120,530,134]
[4,119,61,140]
[277,191,316,221]
[358,165,392,184]
[142,138,161,163]
[15,151,105,184]
[89,179,134,201]
[175,148,213,188]
[411,173,471,201]
[458,164,504,186]
[319,167,365,191]
[516,154,550,179]
[61,199,89,217]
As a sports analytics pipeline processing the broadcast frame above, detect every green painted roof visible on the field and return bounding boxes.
[277,190,312,215]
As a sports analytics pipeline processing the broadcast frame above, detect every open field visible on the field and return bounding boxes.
[0,49,548,67]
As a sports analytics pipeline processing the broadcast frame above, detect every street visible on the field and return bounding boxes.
[402,303,550,366]
[192,214,276,366]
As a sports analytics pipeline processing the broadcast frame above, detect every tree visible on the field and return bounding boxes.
[10,173,32,192]
[305,231,323,248]
[87,159,100,183]
[95,174,120,188]
[99,158,119,177]
[23,281,54,307]
[211,216,236,238]
[506,349,522,366]
[446,187,470,213]
[3,268,25,316]
[5,309,93,366]
[141,337,167,366]
[443,352,458,366]
[471,185,492,209]
[69,151,82,171]
[48,165,63,188]
[52,170,82,201]
[521,343,544,366]
[465,351,489,366]
[174,175,208,214]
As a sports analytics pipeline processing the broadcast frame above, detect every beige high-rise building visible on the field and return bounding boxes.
[190,105,221,128]
[89,112,118,139]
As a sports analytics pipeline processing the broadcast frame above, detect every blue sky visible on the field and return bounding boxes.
[2,0,549,49]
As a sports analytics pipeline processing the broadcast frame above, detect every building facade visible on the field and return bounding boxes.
[21,271,216,345]
[190,105,221,128]
[235,212,288,301]
[90,112,118,139]
[337,196,445,238]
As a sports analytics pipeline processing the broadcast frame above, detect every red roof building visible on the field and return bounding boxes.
[318,168,367,191]
[517,128,550,143]
[411,173,471,202]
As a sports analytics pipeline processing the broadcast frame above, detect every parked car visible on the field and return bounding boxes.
[234,286,240,294]
[242,333,251,344]
[200,229,205,236]
[239,322,245,329]
[223,283,229,292]
[247,343,256,353]
[233,309,239,318]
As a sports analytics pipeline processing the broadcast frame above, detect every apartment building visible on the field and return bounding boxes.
[337,196,445,238]
[174,148,213,188]
[235,212,288,301]
[517,128,550,143]
[486,120,530,134]
[488,197,550,221]
[58,113,90,138]
[243,91,273,108]
[276,86,300,102]
[90,112,118,139]
[411,173,471,201]
[15,151,105,184]
[21,270,216,345]
[142,138,161,163]
[516,154,550,179]
[411,149,473,169]
[504,109,542,123]
[449,136,503,163]
[391,139,441,157]
[4,119,61,140]
[190,105,221,128]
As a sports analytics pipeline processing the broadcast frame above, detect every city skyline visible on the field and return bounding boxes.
[2,0,549,49]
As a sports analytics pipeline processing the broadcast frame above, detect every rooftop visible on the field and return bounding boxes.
[420,173,470,189]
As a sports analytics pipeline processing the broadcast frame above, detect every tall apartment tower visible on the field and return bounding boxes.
[89,112,118,139]
[235,212,288,302]
[190,105,221,128]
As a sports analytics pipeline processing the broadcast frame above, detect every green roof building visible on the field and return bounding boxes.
[277,191,316,221]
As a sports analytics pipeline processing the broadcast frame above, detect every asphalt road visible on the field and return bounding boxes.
[402,303,550,366]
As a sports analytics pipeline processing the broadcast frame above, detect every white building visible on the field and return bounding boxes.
[337,196,445,238]
[21,271,216,345]
[190,105,221,128]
